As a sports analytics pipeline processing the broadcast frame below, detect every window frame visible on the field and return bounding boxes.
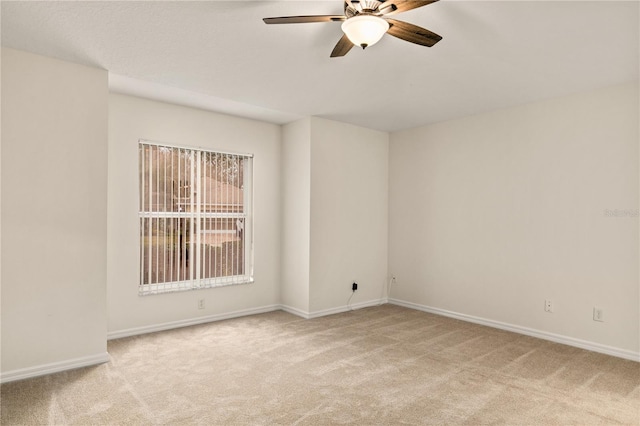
[138,139,254,296]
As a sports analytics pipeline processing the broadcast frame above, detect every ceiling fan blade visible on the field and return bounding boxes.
[386,19,442,47]
[378,0,439,16]
[263,15,345,24]
[330,34,355,57]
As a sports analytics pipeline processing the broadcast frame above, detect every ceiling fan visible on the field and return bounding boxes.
[263,0,443,58]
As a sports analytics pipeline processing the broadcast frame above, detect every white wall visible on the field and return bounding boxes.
[1,48,109,376]
[309,117,389,313]
[279,117,389,315]
[389,83,639,354]
[4,47,635,382]
[280,118,311,313]
[107,94,282,334]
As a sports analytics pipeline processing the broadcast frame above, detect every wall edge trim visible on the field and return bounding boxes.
[6,298,633,384]
[279,304,311,319]
[109,298,391,342]
[107,304,282,340]
[389,298,640,362]
[308,299,388,319]
[0,352,110,384]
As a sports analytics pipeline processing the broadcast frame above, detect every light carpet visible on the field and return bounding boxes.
[1,304,639,425]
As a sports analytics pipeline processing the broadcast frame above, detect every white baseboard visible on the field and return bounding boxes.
[108,299,387,340]
[389,298,640,362]
[279,304,311,319]
[5,298,636,384]
[309,298,388,318]
[1,352,110,384]
[107,304,281,340]
[280,298,388,319]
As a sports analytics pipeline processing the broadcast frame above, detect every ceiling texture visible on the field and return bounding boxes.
[2,1,638,132]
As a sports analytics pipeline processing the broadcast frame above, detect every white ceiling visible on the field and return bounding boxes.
[2,1,638,132]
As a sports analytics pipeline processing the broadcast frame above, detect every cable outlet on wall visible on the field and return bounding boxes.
[593,307,604,322]
[198,299,205,310]
[391,275,397,285]
[544,299,553,313]
[352,282,358,292]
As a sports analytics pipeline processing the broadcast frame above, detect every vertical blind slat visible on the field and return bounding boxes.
[148,146,153,287]
[139,145,145,287]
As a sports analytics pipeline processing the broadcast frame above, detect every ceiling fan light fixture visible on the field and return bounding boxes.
[341,15,389,49]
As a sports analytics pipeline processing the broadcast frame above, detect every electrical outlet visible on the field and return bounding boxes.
[352,282,358,291]
[198,299,205,310]
[391,275,397,285]
[544,299,553,313]
[593,307,604,322]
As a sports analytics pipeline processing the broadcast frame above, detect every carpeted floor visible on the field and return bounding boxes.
[1,304,639,425]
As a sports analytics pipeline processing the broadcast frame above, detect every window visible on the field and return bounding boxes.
[138,141,253,295]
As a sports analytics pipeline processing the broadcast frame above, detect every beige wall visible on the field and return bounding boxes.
[389,83,639,354]
[2,47,637,381]
[107,94,282,334]
[280,117,390,315]
[309,118,389,313]
[1,48,109,376]
[281,118,311,313]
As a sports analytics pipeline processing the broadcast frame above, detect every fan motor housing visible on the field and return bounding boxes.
[345,1,384,17]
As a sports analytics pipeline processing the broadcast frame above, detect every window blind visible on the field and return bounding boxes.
[138,141,253,295]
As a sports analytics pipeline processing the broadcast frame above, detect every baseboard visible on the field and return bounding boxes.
[108,299,388,340]
[279,304,311,319]
[107,304,281,340]
[1,352,110,384]
[7,298,634,384]
[389,298,640,362]
[309,298,388,318]
[280,298,388,320]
